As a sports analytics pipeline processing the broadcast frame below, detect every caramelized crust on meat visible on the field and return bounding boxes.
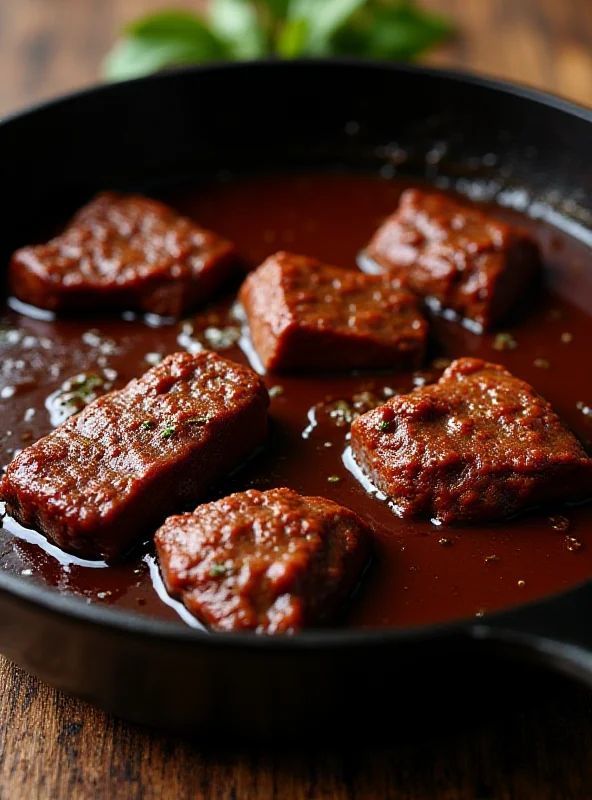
[0,352,269,560]
[10,192,236,316]
[364,189,540,330]
[239,251,427,372]
[351,357,592,524]
[155,487,371,632]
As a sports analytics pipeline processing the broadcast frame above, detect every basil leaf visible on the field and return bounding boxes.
[276,17,309,57]
[209,0,269,58]
[369,5,452,59]
[104,11,228,81]
[103,1,454,79]
[333,2,453,60]
[123,10,220,39]
[286,0,368,54]
[257,0,292,20]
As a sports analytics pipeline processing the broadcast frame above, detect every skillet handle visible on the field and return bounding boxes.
[472,583,592,687]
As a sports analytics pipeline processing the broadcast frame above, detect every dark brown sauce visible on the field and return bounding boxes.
[2,171,592,631]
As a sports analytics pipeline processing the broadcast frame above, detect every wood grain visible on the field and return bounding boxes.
[422,0,592,107]
[2,658,592,799]
[1,1,592,798]
[0,0,591,116]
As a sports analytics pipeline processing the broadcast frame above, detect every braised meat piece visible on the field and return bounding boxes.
[238,251,427,372]
[351,357,592,524]
[155,487,371,633]
[9,192,236,317]
[363,189,540,330]
[0,352,269,560]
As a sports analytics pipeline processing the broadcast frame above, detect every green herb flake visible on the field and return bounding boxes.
[378,420,392,432]
[209,563,227,577]
[565,536,583,552]
[68,372,105,398]
[187,414,213,425]
[492,332,517,351]
[327,475,341,483]
[549,515,570,532]
[141,420,155,431]
[162,424,176,439]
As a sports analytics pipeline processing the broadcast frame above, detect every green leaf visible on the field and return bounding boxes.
[369,5,452,59]
[209,0,269,58]
[332,2,453,60]
[124,10,217,38]
[276,17,309,57]
[103,1,455,79]
[257,0,291,20]
[103,11,228,81]
[286,0,368,54]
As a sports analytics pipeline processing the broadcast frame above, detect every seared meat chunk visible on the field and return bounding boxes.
[9,192,236,317]
[238,251,427,372]
[351,357,592,524]
[363,189,540,330]
[155,488,371,633]
[0,352,268,560]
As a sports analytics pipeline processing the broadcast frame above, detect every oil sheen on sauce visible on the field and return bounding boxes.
[1,171,592,632]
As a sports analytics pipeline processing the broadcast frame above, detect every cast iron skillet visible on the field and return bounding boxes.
[1,60,592,739]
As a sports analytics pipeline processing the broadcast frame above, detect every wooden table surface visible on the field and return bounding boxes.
[1,1,592,798]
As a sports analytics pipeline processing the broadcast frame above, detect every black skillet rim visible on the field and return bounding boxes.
[2,57,592,651]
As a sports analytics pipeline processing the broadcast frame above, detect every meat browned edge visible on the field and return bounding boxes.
[155,487,371,633]
[0,352,269,560]
[351,357,592,524]
[364,189,540,331]
[9,192,237,317]
[239,251,427,372]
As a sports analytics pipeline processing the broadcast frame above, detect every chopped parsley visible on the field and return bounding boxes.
[162,424,176,439]
[209,563,227,577]
[141,420,155,431]
[549,515,570,531]
[492,332,517,351]
[319,393,383,430]
[565,536,583,551]
[378,420,392,432]
[47,371,112,427]
[187,414,213,425]
[72,372,104,395]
